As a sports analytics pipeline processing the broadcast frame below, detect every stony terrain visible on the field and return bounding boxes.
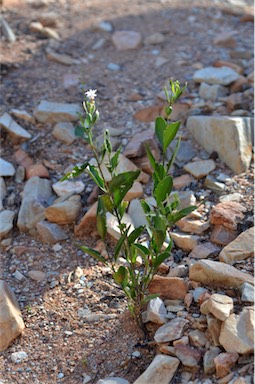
[0,0,254,383]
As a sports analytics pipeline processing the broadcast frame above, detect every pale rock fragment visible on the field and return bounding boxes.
[219,227,254,265]
[154,317,189,343]
[0,210,15,239]
[0,158,15,177]
[193,66,240,85]
[34,100,81,123]
[214,352,239,378]
[145,297,167,324]
[183,160,216,179]
[207,294,233,321]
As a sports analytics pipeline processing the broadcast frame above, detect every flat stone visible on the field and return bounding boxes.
[173,174,194,189]
[28,270,46,282]
[219,227,254,265]
[75,202,97,237]
[193,66,240,85]
[17,176,53,235]
[188,242,220,259]
[26,164,50,179]
[0,280,25,351]
[45,195,81,224]
[154,317,189,343]
[112,30,142,50]
[97,378,128,384]
[0,15,16,42]
[190,259,254,288]
[175,218,210,235]
[213,32,237,48]
[0,112,32,144]
[128,197,154,227]
[95,20,113,32]
[204,175,226,194]
[52,180,85,196]
[189,329,208,347]
[0,158,15,177]
[219,306,254,354]
[14,149,33,168]
[0,210,15,239]
[149,275,188,300]
[133,354,179,384]
[210,202,246,230]
[172,190,196,210]
[207,294,233,321]
[144,32,165,45]
[183,160,216,179]
[219,193,242,203]
[199,82,229,101]
[167,265,188,278]
[210,225,238,246]
[174,344,201,367]
[186,116,253,174]
[207,313,222,346]
[167,140,196,167]
[145,297,167,324]
[240,283,254,303]
[36,221,68,243]
[214,352,239,378]
[11,109,35,124]
[11,351,28,363]
[46,49,81,65]
[123,128,157,158]
[34,100,81,123]
[52,122,76,144]
[170,231,200,251]
[203,347,222,374]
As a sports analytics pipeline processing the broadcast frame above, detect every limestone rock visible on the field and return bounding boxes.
[26,164,50,179]
[219,307,254,354]
[193,66,240,85]
[123,128,157,158]
[0,280,25,351]
[207,313,222,346]
[0,158,15,177]
[154,317,189,343]
[207,294,233,321]
[28,270,46,282]
[52,180,85,196]
[240,283,254,303]
[36,221,68,243]
[124,181,143,201]
[219,227,254,265]
[112,30,142,50]
[210,225,238,246]
[10,109,35,123]
[166,140,196,167]
[173,174,194,189]
[52,122,76,144]
[106,212,134,240]
[14,149,33,168]
[145,297,167,324]
[46,48,80,65]
[0,15,16,43]
[0,177,7,210]
[210,202,246,230]
[97,378,129,384]
[188,242,220,259]
[170,231,200,251]
[133,354,179,384]
[175,218,210,235]
[203,347,221,374]
[174,344,201,367]
[204,175,226,194]
[189,259,254,288]
[0,210,15,239]
[75,202,97,237]
[199,82,228,101]
[11,351,28,363]
[213,31,237,48]
[214,352,239,378]
[17,176,53,235]
[45,195,81,224]
[149,275,188,299]
[186,116,253,174]
[189,329,208,347]
[34,100,81,123]
[0,113,30,143]
[183,160,216,179]
[144,32,165,45]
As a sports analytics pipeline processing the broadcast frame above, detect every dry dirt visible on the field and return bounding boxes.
[0,0,254,383]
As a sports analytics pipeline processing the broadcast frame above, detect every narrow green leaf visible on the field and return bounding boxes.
[75,125,85,138]
[145,144,156,171]
[167,205,197,225]
[87,164,105,190]
[110,148,121,171]
[152,229,165,250]
[152,251,171,270]
[109,170,140,206]
[167,135,181,172]
[114,229,128,261]
[80,245,107,264]
[128,226,145,245]
[96,196,107,240]
[60,163,88,181]
[113,266,128,288]
[153,176,173,205]
[163,121,180,153]
[132,243,150,257]
[140,200,152,214]
[155,116,166,147]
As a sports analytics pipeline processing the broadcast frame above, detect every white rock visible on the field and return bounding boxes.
[183,160,216,179]
[0,158,15,177]
[52,122,76,144]
[170,231,200,251]
[97,20,113,32]
[193,66,240,85]
[106,212,134,240]
[199,82,228,101]
[52,180,85,196]
[97,378,129,384]
[146,297,167,324]
[133,354,179,384]
[112,30,142,50]
[240,283,254,303]
[11,109,35,123]
[0,210,15,239]
[144,32,165,45]
[154,317,189,343]
[0,113,32,142]
[11,351,28,363]
[219,227,254,265]
[33,100,82,123]
[0,280,25,351]
[207,293,233,321]
[187,116,253,174]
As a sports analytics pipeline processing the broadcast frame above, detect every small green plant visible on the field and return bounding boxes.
[62,82,196,330]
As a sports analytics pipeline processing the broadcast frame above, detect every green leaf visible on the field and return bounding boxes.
[80,245,107,264]
[132,243,150,257]
[152,251,171,270]
[145,144,156,171]
[114,228,129,261]
[167,134,181,172]
[96,196,107,240]
[163,121,180,153]
[87,164,105,190]
[109,170,140,206]
[60,163,88,181]
[167,205,197,225]
[152,229,165,251]
[128,226,145,245]
[155,116,167,147]
[113,266,128,288]
[140,200,152,214]
[101,195,114,213]
[110,148,121,171]
[75,125,85,138]
[153,176,173,205]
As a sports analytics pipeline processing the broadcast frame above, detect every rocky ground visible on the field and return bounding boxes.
[0,0,254,383]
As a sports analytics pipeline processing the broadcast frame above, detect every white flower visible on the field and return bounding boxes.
[85,89,97,100]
